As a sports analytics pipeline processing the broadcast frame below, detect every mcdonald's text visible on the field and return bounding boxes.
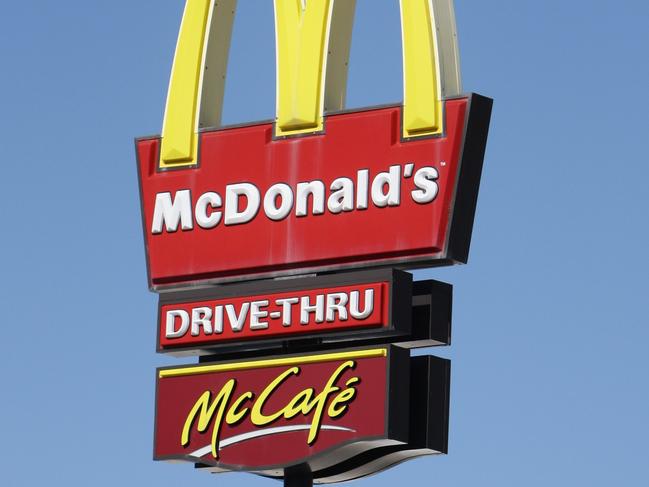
[151,164,439,233]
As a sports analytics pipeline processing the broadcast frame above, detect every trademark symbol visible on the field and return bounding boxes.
[440,161,447,167]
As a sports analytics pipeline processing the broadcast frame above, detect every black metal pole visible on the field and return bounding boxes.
[284,463,313,487]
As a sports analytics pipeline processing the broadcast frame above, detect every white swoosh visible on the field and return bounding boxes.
[189,424,355,458]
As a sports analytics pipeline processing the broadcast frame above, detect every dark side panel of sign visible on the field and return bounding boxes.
[137,95,492,290]
[154,346,409,472]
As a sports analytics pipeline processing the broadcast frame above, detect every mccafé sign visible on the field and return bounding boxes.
[138,0,490,484]
[155,347,409,469]
[155,347,450,482]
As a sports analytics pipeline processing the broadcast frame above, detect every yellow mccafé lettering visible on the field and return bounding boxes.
[180,379,235,459]
[181,360,359,459]
[159,0,461,168]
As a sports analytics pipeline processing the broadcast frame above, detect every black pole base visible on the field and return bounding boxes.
[284,464,313,487]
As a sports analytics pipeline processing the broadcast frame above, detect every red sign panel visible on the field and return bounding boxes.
[137,95,491,290]
[161,283,384,348]
[157,269,413,356]
[154,346,408,472]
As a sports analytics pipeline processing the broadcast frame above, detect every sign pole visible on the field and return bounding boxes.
[284,464,313,487]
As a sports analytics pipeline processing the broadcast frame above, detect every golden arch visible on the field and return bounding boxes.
[159,0,461,169]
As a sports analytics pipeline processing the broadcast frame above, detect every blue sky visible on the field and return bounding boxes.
[1,1,648,485]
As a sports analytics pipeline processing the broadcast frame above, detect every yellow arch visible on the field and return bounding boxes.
[158,0,461,168]
[159,0,236,169]
[400,0,462,138]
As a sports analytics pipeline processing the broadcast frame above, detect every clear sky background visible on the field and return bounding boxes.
[1,1,648,485]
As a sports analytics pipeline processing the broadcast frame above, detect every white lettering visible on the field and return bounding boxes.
[225,183,260,225]
[150,163,443,235]
[191,307,213,336]
[225,302,250,332]
[411,167,439,204]
[326,292,349,321]
[296,181,325,217]
[195,192,222,229]
[350,289,374,320]
[250,300,270,330]
[213,305,224,334]
[165,310,190,338]
[327,178,354,214]
[263,183,294,221]
[371,165,401,208]
[152,190,193,234]
[356,169,369,210]
[300,295,325,324]
[276,297,299,326]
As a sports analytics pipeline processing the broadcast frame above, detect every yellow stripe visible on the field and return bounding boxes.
[159,348,388,379]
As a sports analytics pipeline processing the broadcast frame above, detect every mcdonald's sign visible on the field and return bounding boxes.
[136,0,492,291]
